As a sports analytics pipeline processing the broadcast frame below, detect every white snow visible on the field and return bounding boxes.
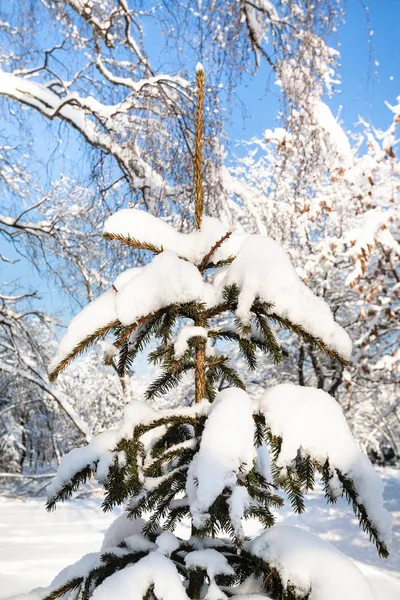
[255,442,272,484]
[250,525,375,599]
[114,266,143,290]
[174,325,208,359]
[1,468,399,599]
[48,289,117,375]
[185,548,234,577]
[155,531,180,556]
[101,513,146,551]
[91,553,189,600]
[186,388,256,528]
[259,383,392,546]
[124,534,156,553]
[313,100,354,168]
[46,430,118,500]
[219,235,352,360]
[51,552,100,588]
[228,485,252,540]
[104,209,245,265]
[115,250,214,326]
[47,401,158,502]
[185,549,234,600]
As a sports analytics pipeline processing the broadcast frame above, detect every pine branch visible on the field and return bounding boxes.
[46,464,96,510]
[249,299,349,366]
[103,231,163,254]
[292,452,315,493]
[334,468,389,559]
[198,231,232,272]
[253,313,285,364]
[48,320,119,381]
[202,256,235,270]
[42,577,83,600]
[117,312,168,376]
[85,550,149,592]
[280,467,305,514]
[145,362,195,400]
[264,308,349,367]
[115,313,154,348]
[151,422,195,458]
[320,460,340,505]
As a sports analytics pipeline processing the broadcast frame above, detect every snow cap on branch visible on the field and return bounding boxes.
[48,289,117,375]
[219,235,352,360]
[115,250,214,326]
[258,383,392,547]
[104,208,244,265]
[91,553,189,600]
[187,388,256,528]
[250,525,375,600]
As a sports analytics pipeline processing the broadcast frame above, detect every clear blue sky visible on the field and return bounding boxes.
[2,0,400,321]
[227,0,400,141]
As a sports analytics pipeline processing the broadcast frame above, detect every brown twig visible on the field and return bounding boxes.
[199,231,232,272]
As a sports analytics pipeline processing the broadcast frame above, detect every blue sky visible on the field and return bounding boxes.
[1,0,400,322]
[226,0,400,142]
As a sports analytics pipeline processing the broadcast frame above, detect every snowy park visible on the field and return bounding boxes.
[1,1,400,599]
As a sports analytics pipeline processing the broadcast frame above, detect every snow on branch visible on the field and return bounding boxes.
[48,289,119,379]
[0,69,178,201]
[50,210,353,379]
[115,251,213,326]
[46,400,158,505]
[250,525,375,600]
[90,553,189,600]
[104,209,243,265]
[219,235,352,361]
[0,358,92,442]
[258,383,392,552]
[186,388,256,529]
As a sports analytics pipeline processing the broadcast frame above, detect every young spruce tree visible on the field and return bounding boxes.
[40,65,391,600]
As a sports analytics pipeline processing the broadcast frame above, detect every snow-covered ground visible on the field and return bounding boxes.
[1,468,399,599]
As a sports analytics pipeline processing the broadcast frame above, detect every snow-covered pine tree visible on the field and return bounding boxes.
[38,65,391,600]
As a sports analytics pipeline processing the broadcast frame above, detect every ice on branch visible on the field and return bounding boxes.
[187,388,255,528]
[259,384,392,546]
[91,553,189,600]
[220,235,352,360]
[250,525,375,600]
[48,289,117,375]
[104,209,245,265]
